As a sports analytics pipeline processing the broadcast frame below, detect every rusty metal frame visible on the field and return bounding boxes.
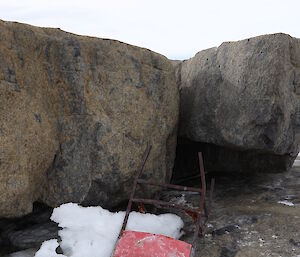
[116,145,215,256]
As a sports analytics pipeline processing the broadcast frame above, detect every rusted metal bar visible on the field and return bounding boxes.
[190,152,207,253]
[198,152,207,199]
[199,152,206,235]
[203,179,215,221]
[208,178,215,215]
[191,212,201,257]
[132,198,201,214]
[202,178,215,235]
[137,179,204,193]
[118,144,152,236]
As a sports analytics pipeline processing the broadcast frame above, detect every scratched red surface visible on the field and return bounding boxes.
[113,230,192,257]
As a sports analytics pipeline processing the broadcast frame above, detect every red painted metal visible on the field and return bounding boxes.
[113,230,192,257]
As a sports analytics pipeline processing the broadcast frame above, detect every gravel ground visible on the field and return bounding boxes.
[161,157,300,257]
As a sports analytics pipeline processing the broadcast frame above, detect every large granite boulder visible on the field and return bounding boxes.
[0,20,179,218]
[176,33,300,174]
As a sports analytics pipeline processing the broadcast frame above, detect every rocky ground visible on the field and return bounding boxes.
[1,157,300,257]
[164,155,300,257]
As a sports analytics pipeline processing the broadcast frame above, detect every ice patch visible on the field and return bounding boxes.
[35,203,184,257]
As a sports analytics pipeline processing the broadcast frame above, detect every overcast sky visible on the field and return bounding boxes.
[0,0,299,60]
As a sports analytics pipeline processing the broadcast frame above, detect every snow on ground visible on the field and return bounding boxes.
[35,240,65,257]
[294,159,300,167]
[292,153,300,167]
[277,200,295,207]
[35,203,184,257]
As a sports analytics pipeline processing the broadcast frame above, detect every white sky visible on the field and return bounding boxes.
[0,0,299,60]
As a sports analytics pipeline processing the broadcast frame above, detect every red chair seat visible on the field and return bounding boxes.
[113,230,192,257]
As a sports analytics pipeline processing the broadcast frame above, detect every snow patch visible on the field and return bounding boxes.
[35,203,184,257]
[278,200,295,207]
[35,239,65,257]
[293,160,300,167]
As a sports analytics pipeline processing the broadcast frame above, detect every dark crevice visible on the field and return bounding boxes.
[172,137,296,183]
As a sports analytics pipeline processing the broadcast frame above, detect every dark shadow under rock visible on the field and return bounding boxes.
[172,138,296,182]
[0,203,58,255]
[3,248,37,257]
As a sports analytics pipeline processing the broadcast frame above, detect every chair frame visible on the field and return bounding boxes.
[115,144,215,256]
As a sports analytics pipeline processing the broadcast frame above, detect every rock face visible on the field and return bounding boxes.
[0,20,179,218]
[176,33,300,173]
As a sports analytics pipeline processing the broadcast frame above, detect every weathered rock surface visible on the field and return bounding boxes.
[4,248,37,257]
[176,33,300,173]
[0,20,179,218]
